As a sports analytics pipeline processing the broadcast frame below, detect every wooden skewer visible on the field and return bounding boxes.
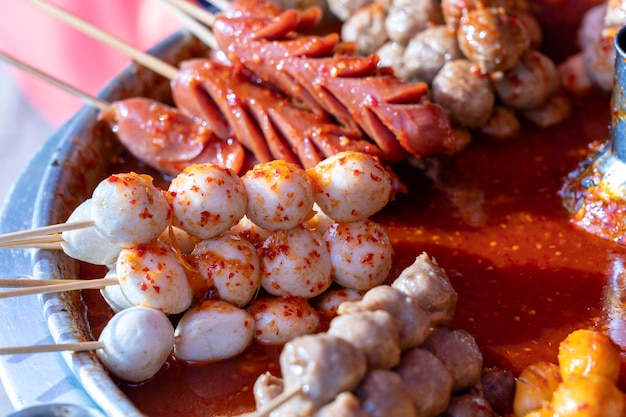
[0,220,94,247]
[24,0,179,81]
[0,341,104,355]
[158,0,218,49]
[0,278,86,288]
[0,277,118,299]
[160,0,218,27]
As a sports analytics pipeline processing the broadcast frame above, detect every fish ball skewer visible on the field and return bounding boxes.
[96,305,175,383]
[168,162,248,239]
[189,234,261,307]
[248,296,321,344]
[174,299,255,363]
[241,160,315,231]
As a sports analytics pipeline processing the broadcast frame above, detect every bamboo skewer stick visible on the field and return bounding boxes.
[160,0,218,27]
[158,0,218,49]
[0,220,94,247]
[0,341,104,355]
[247,383,304,417]
[24,0,179,81]
[0,278,87,288]
[0,277,118,299]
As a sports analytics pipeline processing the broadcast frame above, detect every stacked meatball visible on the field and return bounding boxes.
[333,0,568,140]
[250,253,516,417]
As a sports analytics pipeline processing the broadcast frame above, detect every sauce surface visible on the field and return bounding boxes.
[81,1,626,415]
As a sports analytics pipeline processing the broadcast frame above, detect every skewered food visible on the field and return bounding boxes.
[248,296,321,344]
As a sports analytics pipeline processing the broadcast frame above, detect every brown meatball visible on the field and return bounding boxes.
[403,26,464,84]
[328,310,401,369]
[521,91,571,128]
[480,368,516,416]
[376,42,413,81]
[491,49,560,110]
[341,3,388,55]
[443,393,497,417]
[441,0,510,30]
[422,327,483,392]
[431,59,495,127]
[385,0,444,44]
[457,5,530,74]
[392,252,458,326]
[253,372,283,408]
[279,333,367,414]
[396,348,453,417]
[314,392,370,417]
[355,369,417,417]
[327,0,374,21]
[338,285,431,350]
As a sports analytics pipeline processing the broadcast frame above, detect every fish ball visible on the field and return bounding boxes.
[100,269,133,312]
[189,234,261,307]
[248,296,321,344]
[116,240,193,314]
[61,199,121,265]
[242,159,315,231]
[259,226,332,298]
[324,220,393,291]
[168,162,247,239]
[307,151,392,222]
[174,299,255,363]
[91,173,170,247]
[96,306,174,383]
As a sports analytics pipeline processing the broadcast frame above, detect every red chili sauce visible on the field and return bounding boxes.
[80,1,623,416]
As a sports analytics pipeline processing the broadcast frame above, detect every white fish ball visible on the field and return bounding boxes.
[311,286,365,316]
[61,199,121,265]
[248,296,321,344]
[259,226,332,298]
[100,269,133,312]
[226,215,271,245]
[324,220,393,291]
[96,306,174,383]
[189,234,261,307]
[116,240,193,314]
[91,173,171,247]
[307,151,392,222]
[158,226,200,254]
[168,163,247,239]
[242,160,314,231]
[305,202,335,235]
[174,299,255,363]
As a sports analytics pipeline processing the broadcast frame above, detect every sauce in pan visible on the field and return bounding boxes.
[81,1,626,415]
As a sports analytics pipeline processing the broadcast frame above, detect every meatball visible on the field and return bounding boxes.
[480,368,516,416]
[392,252,458,326]
[341,3,388,55]
[422,327,483,392]
[521,91,571,128]
[278,333,367,414]
[338,285,431,350]
[403,26,464,84]
[491,49,560,110]
[327,0,374,21]
[315,392,369,417]
[312,286,364,316]
[457,5,530,74]
[478,106,521,140]
[385,0,444,44]
[431,59,495,127]
[355,369,417,417]
[396,347,454,417]
[328,310,401,369]
[253,372,283,408]
[443,393,496,417]
[248,296,321,344]
[376,41,412,81]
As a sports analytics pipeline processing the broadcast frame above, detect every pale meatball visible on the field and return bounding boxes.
[392,252,458,326]
[491,50,560,110]
[403,26,464,85]
[158,226,199,254]
[305,202,336,236]
[312,286,364,316]
[376,41,412,81]
[355,369,417,417]
[91,172,170,247]
[423,327,483,392]
[174,299,255,363]
[253,372,283,408]
[61,199,121,265]
[324,220,393,291]
[396,348,454,417]
[97,306,174,383]
[338,285,431,350]
[242,159,314,231]
[259,226,332,298]
[328,310,401,369]
[315,392,369,417]
[432,59,495,127]
[248,296,321,344]
[341,3,388,55]
[385,0,444,44]
[226,214,271,245]
[189,234,261,307]
[100,269,133,312]
[307,151,393,222]
[278,333,367,414]
[168,162,247,239]
[116,240,193,314]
